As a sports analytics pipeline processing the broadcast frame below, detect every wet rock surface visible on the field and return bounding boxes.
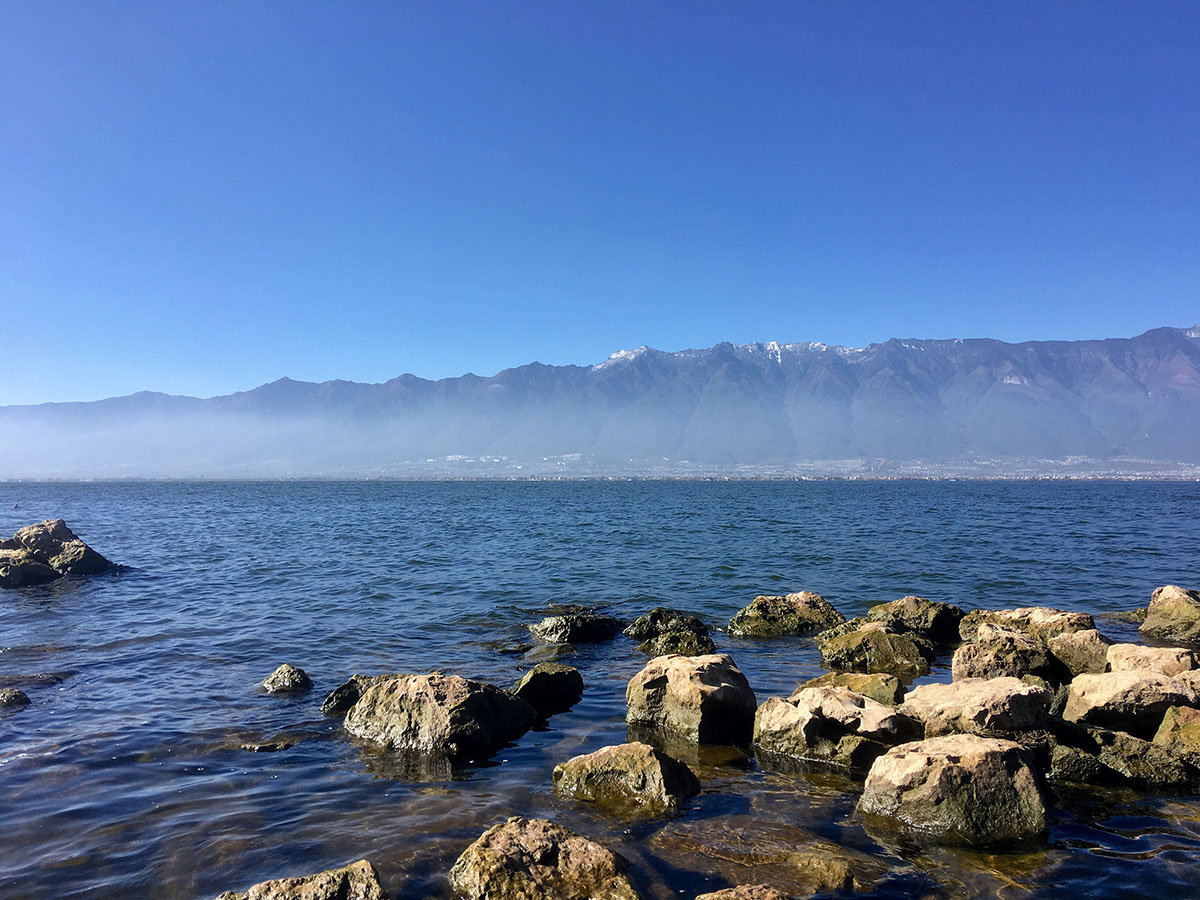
[215,859,384,900]
[552,741,700,812]
[449,816,640,900]
[626,653,757,744]
[512,662,584,716]
[866,595,964,643]
[858,734,1048,845]
[959,607,1095,643]
[1140,585,1200,644]
[0,519,116,588]
[623,608,708,641]
[321,674,394,715]
[261,663,312,694]
[529,613,622,644]
[637,629,717,657]
[728,592,845,637]
[0,687,31,709]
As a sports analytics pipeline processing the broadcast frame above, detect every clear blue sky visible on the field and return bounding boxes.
[2,2,1197,405]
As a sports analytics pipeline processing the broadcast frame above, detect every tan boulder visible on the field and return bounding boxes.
[1106,643,1196,677]
[959,607,1094,643]
[728,592,844,637]
[799,671,904,705]
[1153,705,1200,765]
[1047,629,1111,677]
[215,859,383,900]
[1062,671,1196,736]
[552,742,700,811]
[901,677,1051,737]
[952,624,1055,681]
[626,654,757,744]
[695,888,790,900]
[1140,585,1200,644]
[449,816,640,900]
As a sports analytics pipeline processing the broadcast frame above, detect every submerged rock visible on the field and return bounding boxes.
[728,592,844,637]
[799,671,904,706]
[626,653,757,744]
[858,734,1047,845]
[637,630,716,657]
[261,664,312,694]
[1140,585,1200,644]
[624,608,708,640]
[215,859,384,900]
[449,816,640,900]
[901,677,1051,737]
[817,622,931,677]
[695,888,790,900]
[754,686,920,770]
[959,607,1095,644]
[1047,629,1111,677]
[344,672,535,758]
[1107,642,1197,676]
[512,662,584,716]
[952,624,1057,682]
[530,614,621,644]
[0,687,31,709]
[1062,671,1196,736]
[866,595,964,643]
[552,741,700,811]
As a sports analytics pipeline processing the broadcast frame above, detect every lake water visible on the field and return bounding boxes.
[1,480,1198,899]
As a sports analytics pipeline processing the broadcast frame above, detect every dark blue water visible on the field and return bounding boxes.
[1,481,1198,899]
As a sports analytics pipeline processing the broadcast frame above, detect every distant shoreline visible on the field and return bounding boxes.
[2,474,1199,484]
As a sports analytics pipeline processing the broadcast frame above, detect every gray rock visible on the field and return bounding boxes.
[1050,720,1195,788]
[623,608,708,640]
[0,549,61,588]
[727,592,845,637]
[637,630,716,657]
[901,677,1051,737]
[1047,629,1111,677]
[626,653,757,744]
[344,672,536,758]
[858,734,1047,845]
[512,662,584,716]
[866,595,964,643]
[449,816,640,900]
[261,663,312,694]
[214,859,384,900]
[799,671,904,705]
[816,622,931,677]
[951,624,1057,681]
[1140,584,1200,644]
[552,741,700,812]
[529,614,621,644]
[0,687,31,709]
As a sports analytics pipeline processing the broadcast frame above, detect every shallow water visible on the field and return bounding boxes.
[1,480,1198,899]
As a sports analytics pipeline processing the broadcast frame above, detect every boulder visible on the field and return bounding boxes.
[799,671,904,705]
[344,672,535,757]
[866,595,964,643]
[449,816,640,900]
[215,859,384,900]
[951,624,1056,681]
[637,630,716,657]
[816,622,931,677]
[552,742,700,811]
[0,549,62,588]
[261,664,312,694]
[626,653,757,744]
[530,614,621,644]
[321,674,390,715]
[959,607,1095,643]
[728,592,844,637]
[1153,705,1200,765]
[10,519,114,576]
[0,687,31,709]
[1047,629,1111,677]
[1107,643,1196,676]
[754,686,920,770]
[695,888,790,900]
[512,662,584,716]
[858,735,1047,845]
[1062,671,1196,736]
[623,608,708,640]
[1140,585,1200,644]
[1050,721,1195,788]
[901,677,1051,737]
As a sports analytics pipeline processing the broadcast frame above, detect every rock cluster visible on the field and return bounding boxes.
[0,520,116,588]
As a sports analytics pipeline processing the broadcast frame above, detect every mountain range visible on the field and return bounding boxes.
[3,326,1199,478]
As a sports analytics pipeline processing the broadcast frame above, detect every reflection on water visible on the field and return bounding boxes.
[0,480,1198,898]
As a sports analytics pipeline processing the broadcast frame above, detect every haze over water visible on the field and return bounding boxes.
[2,480,1198,899]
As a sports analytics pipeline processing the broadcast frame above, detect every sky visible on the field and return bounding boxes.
[1,2,1197,405]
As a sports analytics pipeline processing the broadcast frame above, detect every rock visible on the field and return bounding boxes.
[344,672,536,758]
[695,888,790,900]
[623,608,708,640]
[10,519,114,576]
[901,677,1051,737]
[512,662,584,716]
[321,674,384,715]
[529,614,621,644]
[1140,585,1200,644]
[1107,643,1197,676]
[727,592,845,637]
[449,816,640,900]
[261,663,312,694]
[816,622,931,677]
[1047,629,1111,677]
[552,741,700,811]
[858,734,1047,845]
[799,671,904,705]
[637,630,716,657]
[1153,705,1200,765]
[0,549,62,588]
[626,653,757,744]
[214,859,384,900]
[754,686,921,770]
[959,607,1095,643]
[866,595,964,643]
[0,687,31,709]
[951,624,1057,681]
[240,740,294,753]
[1062,671,1196,736]
[1050,720,1195,788]
[786,847,859,893]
